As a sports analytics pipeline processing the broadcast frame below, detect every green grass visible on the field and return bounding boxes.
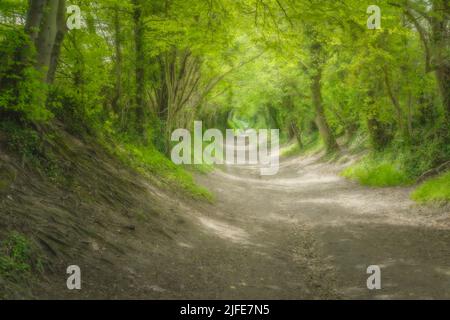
[187,163,215,175]
[282,143,301,157]
[107,141,213,201]
[0,233,33,278]
[282,134,323,158]
[0,232,42,280]
[412,171,450,203]
[0,119,213,201]
[341,158,413,187]
[0,232,43,299]
[182,143,215,175]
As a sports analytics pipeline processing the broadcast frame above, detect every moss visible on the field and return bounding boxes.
[412,171,450,203]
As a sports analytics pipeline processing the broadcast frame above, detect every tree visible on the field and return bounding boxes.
[391,0,450,121]
[27,0,67,83]
[132,0,146,138]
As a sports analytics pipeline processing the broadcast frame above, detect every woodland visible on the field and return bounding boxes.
[0,0,449,299]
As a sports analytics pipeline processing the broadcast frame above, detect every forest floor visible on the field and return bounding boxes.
[1,133,450,299]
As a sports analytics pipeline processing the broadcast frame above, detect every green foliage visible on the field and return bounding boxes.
[0,29,51,121]
[0,232,44,299]
[104,135,213,201]
[0,120,41,165]
[0,120,65,182]
[412,171,450,204]
[342,128,450,188]
[0,232,43,284]
[282,133,322,158]
[47,86,94,136]
[1,0,449,205]
[281,143,301,158]
[396,133,450,179]
[341,156,413,187]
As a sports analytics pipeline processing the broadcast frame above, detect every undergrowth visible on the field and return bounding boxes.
[0,119,66,183]
[102,135,213,201]
[341,129,450,202]
[0,117,213,201]
[412,171,450,203]
[282,133,323,158]
[341,157,413,187]
[0,232,43,299]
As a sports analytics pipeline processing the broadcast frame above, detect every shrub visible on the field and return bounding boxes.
[0,232,42,281]
[412,171,450,203]
[0,30,51,122]
[342,157,413,187]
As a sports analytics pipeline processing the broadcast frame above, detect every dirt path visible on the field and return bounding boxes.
[10,140,448,300]
[188,154,450,299]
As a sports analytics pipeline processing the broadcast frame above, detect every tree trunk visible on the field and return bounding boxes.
[310,70,339,153]
[47,0,67,84]
[2,0,53,86]
[404,0,449,122]
[35,0,59,80]
[133,0,146,138]
[435,65,450,121]
[156,58,169,121]
[290,121,304,149]
[407,91,414,138]
[23,0,67,83]
[0,0,66,106]
[25,0,47,45]
[431,0,450,121]
[383,67,408,138]
[111,5,123,115]
[267,104,281,130]
[366,89,393,150]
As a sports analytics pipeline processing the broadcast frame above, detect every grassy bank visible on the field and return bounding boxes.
[0,119,212,202]
[105,139,213,201]
[341,140,450,203]
[0,232,43,299]
[341,157,413,187]
[412,171,450,203]
[282,133,323,158]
